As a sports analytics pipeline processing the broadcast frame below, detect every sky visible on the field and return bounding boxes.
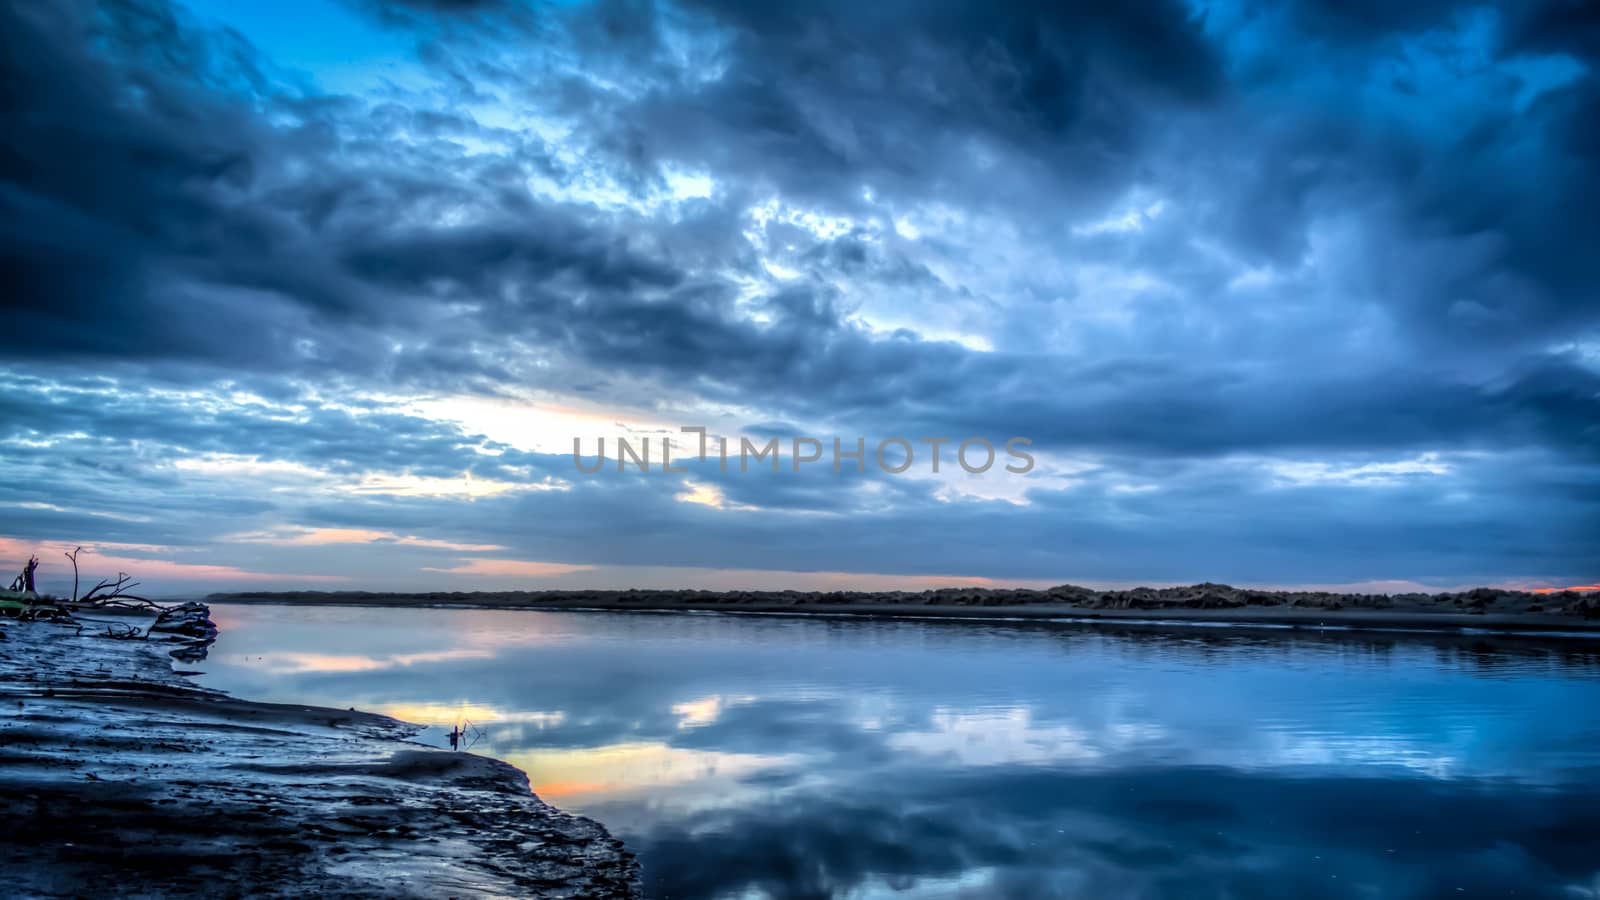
[1,0,1596,597]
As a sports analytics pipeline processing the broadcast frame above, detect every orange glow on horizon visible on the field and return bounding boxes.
[0,537,347,584]
[1531,584,1600,594]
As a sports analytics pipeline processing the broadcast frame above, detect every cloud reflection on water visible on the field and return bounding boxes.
[198,605,1600,899]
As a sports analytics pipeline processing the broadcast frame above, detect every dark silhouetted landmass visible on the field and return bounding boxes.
[207,583,1600,633]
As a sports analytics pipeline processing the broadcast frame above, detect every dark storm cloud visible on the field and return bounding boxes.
[0,0,688,385]
[367,0,507,9]
[1,367,1594,586]
[1,0,1597,585]
[0,373,539,480]
[357,0,1599,455]
[1276,0,1478,39]
[267,443,1596,583]
[544,0,1223,220]
[1280,0,1596,53]
[4,0,1596,456]
[1506,1,1600,59]
[1192,3,1600,362]
[340,0,542,34]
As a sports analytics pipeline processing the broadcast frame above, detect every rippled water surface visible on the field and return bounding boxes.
[199,604,1600,899]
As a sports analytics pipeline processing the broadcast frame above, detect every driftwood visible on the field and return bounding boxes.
[79,571,152,605]
[6,552,218,659]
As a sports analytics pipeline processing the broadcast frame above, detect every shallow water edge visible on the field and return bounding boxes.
[0,612,640,898]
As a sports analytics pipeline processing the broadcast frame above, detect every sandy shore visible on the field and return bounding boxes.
[208,583,1600,636]
[0,612,639,898]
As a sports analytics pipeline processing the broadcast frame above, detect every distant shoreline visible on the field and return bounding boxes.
[208,583,1600,636]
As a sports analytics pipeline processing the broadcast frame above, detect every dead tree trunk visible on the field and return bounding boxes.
[65,547,81,601]
[10,556,39,593]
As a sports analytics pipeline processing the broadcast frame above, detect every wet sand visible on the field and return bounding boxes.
[0,614,639,898]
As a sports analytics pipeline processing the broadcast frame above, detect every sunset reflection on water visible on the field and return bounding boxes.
[198,603,1600,899]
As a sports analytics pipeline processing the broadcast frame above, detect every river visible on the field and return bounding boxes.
[199,603,1600,899]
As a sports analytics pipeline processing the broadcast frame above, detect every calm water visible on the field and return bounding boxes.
[199,604,1600,899]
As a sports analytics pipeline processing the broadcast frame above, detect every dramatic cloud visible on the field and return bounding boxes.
[0,0,1595,592]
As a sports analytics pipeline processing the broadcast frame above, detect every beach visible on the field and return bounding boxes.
[0,609,639,899]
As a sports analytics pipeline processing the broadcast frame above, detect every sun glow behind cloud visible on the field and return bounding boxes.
[228,527,506,552]
[420,559,596,578]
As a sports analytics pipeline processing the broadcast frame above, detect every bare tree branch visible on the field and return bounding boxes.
[65,547,81,602]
